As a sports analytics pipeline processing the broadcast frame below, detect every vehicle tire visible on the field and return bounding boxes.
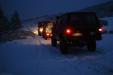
[87,40,96,52]
[51,37,57,47]
[59,41,68,54]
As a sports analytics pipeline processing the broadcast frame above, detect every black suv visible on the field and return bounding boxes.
[51,12,104,54]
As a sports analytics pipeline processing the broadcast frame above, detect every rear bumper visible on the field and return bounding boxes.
[63,33,102,42]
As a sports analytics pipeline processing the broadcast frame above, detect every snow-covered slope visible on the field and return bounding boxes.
[0,34,113,75]
[105,17,113,31]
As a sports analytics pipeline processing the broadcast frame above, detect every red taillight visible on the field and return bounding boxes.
[98,26,104,32]
[46,33,49,36]
[65,28,73,35]
[98,28,103,32]
[66,29,71,34]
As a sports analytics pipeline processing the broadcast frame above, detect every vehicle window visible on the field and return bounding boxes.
[70,14,99,26]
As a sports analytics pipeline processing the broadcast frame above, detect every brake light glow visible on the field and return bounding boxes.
[46,33,50,36]
[98,28,103,32]
[98,26,104,32]
[64,26,74,35]
[66,29,71,34]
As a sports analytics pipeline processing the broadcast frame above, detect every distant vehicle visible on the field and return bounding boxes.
[51,12,104,54]
[38,21,54,40]
[38,21,44,36]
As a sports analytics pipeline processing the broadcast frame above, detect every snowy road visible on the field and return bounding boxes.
[0,34,113,75]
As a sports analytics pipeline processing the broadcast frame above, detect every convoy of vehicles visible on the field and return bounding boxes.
[51,12,104,54]
[38,21,53,39]
[37,12,104,54]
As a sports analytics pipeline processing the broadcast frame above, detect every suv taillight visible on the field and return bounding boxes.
[98,25,104,33]
[65,27,74,35]
[46,33,50,36]
[66,29,71,34]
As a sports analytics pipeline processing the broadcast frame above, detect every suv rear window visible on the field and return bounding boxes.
[69,13,99,27]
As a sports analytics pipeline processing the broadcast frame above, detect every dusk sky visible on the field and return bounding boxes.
[0,0,111,20]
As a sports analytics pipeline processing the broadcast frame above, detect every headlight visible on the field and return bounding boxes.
[33,30,38,35]
[39,28,43,32]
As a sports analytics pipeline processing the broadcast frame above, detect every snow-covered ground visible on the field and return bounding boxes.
[0,34,113,75]
[104,17,113,32]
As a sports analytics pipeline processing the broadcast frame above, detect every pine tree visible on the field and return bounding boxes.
[0,6,8,32]
[10,11,22,30]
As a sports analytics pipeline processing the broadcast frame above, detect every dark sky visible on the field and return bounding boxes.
[0,0,111,20]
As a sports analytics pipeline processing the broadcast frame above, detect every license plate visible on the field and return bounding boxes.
[72,33,82,36]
